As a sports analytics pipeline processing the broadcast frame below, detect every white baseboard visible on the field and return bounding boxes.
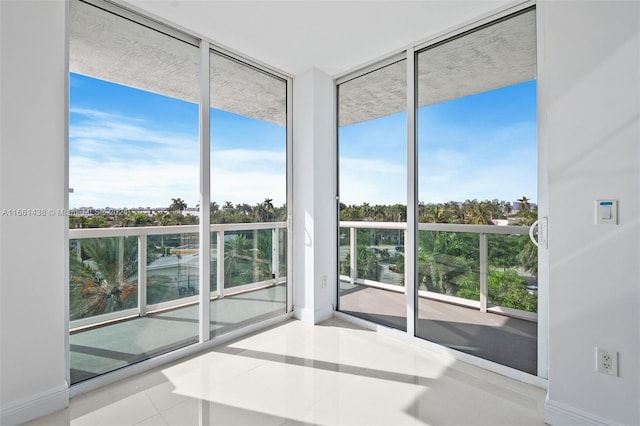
[545,399,622,426]
[293,304,334,324]
[1,383,68,426]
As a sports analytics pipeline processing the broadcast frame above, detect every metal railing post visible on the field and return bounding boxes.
[117,236,124,282]
[350,226,357,284]
[404,229,409,295]
[138,234,147,317]
[272,228,280,282]
[479,233,488,313]
[76,240,82,261]
[217,230,225,298]
[253,229,259,282]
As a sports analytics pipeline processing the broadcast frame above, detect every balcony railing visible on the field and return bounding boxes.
[339,221,537,322]
[69,222,287,330]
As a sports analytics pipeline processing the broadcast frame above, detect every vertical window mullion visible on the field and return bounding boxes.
[406,49,417,337]
[286,77,294,314]
[199,40,211,343]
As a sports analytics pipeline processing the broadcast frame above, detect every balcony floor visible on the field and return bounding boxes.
[339,284,537,375]
[70,284,286,384]
[30,317,546,426]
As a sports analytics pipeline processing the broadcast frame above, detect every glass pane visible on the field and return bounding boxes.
[223,230,272,288]
[418,231,479,301]
[279,229,287,277]
[487,234,538,313]
[68,1,199,384]
[147,233,200,305]
[338,227,351,284]
[209,51,287,337]
[337,59,407,331]
[69,237,138,321]
[415,9,537,375]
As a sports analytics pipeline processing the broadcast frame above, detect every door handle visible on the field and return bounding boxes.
[529,217,548,249]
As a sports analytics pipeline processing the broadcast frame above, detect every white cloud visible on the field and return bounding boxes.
[419,159,537,204]
[71,160,198,208]
[339,157,406,205]
[70,108,197,148]
[210,149,286,205]
[70,109,286,208]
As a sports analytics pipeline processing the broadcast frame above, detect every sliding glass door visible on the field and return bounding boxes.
[415,8,538,374]
[209,51,288,337]
[69,0,201,383]
[337,7,540,376]
[337,59,408,331]
[68,0,290,385]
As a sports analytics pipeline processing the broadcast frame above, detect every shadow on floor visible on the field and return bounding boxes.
[339,285,537,375]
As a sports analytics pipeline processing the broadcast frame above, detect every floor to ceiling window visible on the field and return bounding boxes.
[415,8,538,374]
[337,58,408,331]
[68,0,290,385]
[209,51,288,338]
[337,7,539,375]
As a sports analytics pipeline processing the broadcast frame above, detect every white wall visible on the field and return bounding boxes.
[292,68,337,324]
[539,1,640,424]
[0,1,69,425]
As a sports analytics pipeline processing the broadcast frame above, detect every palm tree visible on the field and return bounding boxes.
[237,203,252,216]
[70,237,171,320]
[468,200,494,225]
[358,202,372,220]
[422,204,450,223]
[445,201,465,223]
[503,203,513,217]
[518,240,538,278]
[224,234,254,287]
[255,198,274,222]
[169,197,187,212]
[517,196,530,212]
[69,237,138,320]
[389,204,406,222]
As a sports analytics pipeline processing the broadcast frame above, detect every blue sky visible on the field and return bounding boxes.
[70,73,536,209]
[69,73,286,209]
[339,80,537,206]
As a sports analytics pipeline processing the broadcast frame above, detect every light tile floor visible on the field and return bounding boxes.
[27,317,547,426]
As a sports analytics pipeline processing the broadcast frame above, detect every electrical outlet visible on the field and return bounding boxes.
[596,347,619,376]
[321,275,327,288]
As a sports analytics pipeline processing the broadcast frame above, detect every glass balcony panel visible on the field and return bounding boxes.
[210,226,286,338]
[418,230,480,302]
[210,232,218,293]
[146,233,200,306]
[278,229,287,278]
[338,227,351,288]
[354,227,405,288]
[69,232,199,385]
[223,230,269,289]
[69,237,139,322]
[487,233,538,313]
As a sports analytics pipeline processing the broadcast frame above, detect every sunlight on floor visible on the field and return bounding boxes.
[27,318,546,426]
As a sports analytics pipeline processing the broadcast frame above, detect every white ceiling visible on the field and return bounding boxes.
[123,0,518,77]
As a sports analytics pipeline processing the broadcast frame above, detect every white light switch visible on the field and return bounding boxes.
[596,200,617,225]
